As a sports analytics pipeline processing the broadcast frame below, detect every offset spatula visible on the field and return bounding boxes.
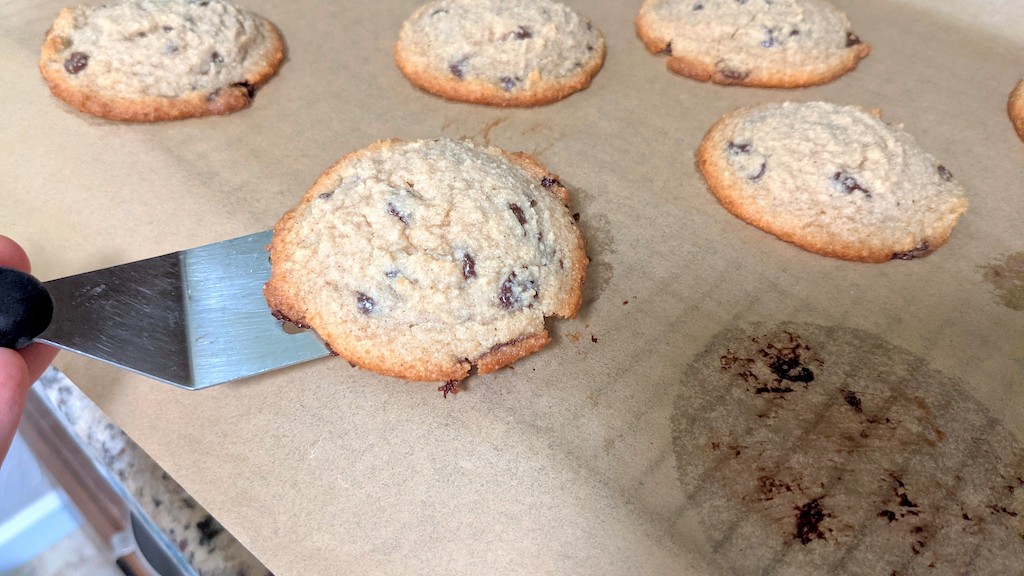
[0,231,330,390]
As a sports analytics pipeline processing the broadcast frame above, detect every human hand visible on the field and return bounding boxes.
[0,236,58,465]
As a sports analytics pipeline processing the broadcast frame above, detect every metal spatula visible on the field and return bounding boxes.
[0,231,330,390]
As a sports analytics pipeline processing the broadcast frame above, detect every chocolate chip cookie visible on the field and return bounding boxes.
[39,0,284,121]
[395,0,605,106]
[636,0,870,88]
[1010,80,1024,141]
[697,102,969,262]
[264,139,588,383]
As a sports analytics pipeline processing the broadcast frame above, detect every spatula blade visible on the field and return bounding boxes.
[37,231,330,390]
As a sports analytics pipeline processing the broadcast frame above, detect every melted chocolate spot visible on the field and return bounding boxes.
[356,292,375,315]
[937,165,954,182]
[841,389,864,413]
[769,354,814,383]
[384,269,399,279]
[795,498,828,544]
[846,32,862,47]
[63,52,89,75]
[462,253,476,279]
[438,380,459,398]
[831,171,872,198]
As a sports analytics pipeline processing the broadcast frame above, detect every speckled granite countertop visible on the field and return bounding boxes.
[35,368,272,576]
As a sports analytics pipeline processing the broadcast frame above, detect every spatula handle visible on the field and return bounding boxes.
[0,267,54,349]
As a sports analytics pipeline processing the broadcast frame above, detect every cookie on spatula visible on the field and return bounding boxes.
[264,139,588,385]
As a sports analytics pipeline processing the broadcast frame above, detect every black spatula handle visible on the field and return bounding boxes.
[0,267,54,349]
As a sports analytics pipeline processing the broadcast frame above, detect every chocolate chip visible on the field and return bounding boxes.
[541,176,562,190]
[318,191,333,200]
[449,58,468,79]
[356,292,375,315]
[727,141,752,154]
[231,80,255,99]
[507,26,532,40]
[509,203,527,226]
[692,2,704,10]
[499,76,517,91]
[892,242,931,261]
[846,32,862,47]
[718,68,749,82]
[162,25,174,32]
[662,41,673,56]
[210,51,223,64]
[462,253,476,279]
[206,90,220,102]
[498,272,537,310]
[937,165,953,182]
[430,8,448,17]
[384,269,399,279]
[572,212,580,222]
[63,52,89,75]
[831,171,872,198]
[165,43,179,54]
[386,202,409,225]
[750,162,767,182]
[762,28,779,48]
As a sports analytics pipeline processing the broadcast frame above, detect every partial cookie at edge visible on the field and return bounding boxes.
[38,0,285,122]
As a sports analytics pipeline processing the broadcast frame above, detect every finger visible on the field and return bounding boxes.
[0,348,31,463]
[0,235,31,273]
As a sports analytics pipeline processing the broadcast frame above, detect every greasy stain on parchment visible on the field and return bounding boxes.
[982,252,1024,311]
[672,323,1024,576]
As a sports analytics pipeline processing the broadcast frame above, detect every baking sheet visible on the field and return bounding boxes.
[2,0,1022,574]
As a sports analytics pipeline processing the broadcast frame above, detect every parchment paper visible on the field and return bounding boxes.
[2,0,1022,574]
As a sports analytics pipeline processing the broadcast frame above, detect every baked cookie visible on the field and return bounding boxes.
[697,102,969,262]
[1010,80,1024,141]
[264,139,588,383]
[395,0,605,106]
[636,0,870,88]
[39,0,284,121]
